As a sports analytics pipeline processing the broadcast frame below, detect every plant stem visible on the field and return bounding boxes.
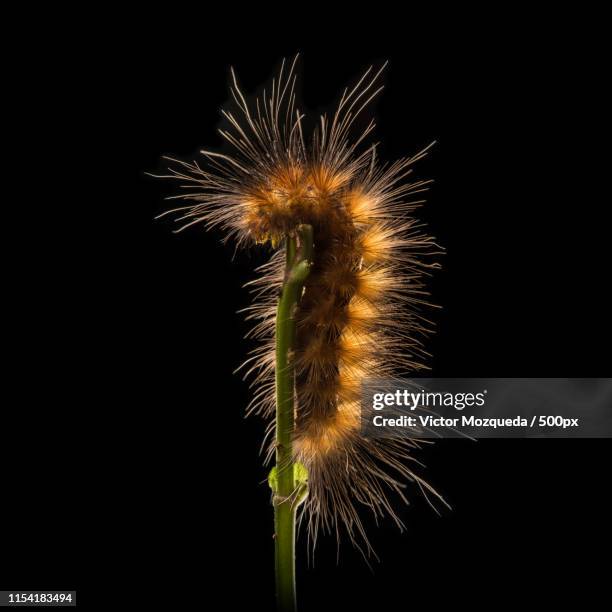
[274,225,313,612]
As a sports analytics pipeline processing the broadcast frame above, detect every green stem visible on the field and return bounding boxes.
[274,225,313,612]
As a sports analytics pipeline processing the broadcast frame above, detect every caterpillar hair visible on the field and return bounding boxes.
[156,55,446,556]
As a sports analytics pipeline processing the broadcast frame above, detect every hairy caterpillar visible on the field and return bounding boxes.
[157,56,445,554]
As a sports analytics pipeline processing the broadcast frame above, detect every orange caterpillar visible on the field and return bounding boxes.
[159,57,445,552]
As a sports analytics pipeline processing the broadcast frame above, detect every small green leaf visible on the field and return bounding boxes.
[293,462,308,486]
[293,462,309,507]
[268,466,278,493]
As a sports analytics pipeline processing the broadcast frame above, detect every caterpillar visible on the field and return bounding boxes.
[157,56,445,555]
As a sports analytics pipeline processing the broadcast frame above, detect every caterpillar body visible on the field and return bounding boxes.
[159,56,445,553]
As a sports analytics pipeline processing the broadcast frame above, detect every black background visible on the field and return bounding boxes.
[3,13,610,610]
